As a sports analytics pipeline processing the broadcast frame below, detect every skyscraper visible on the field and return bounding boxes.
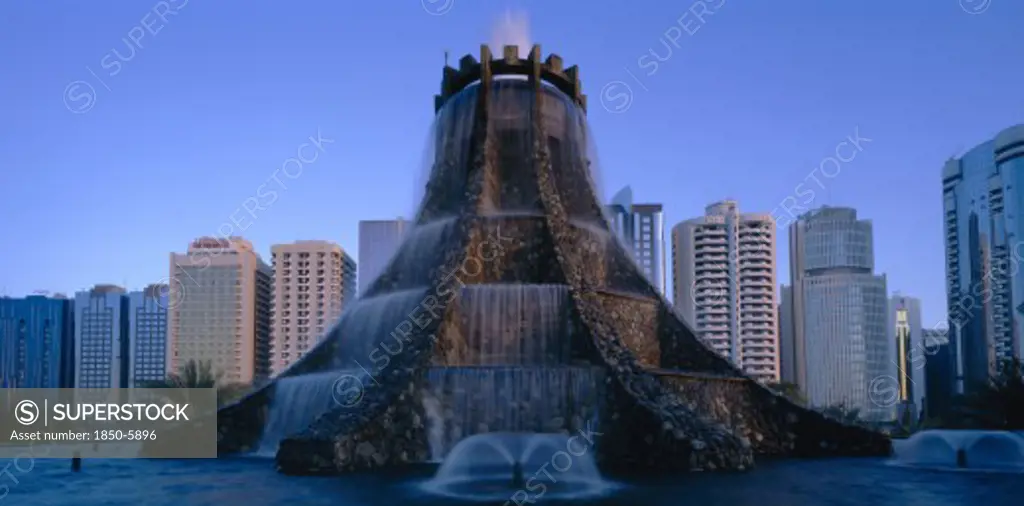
[0,294,75,388]
[922,327,954,420]
[672,200,779,382]
[74,284,130,388]
[942,124,1024,394]
[270,240,357,375]
[779,284,796,384]
[169,237,272,385]
[606,187,667,295]
[888,294,924,423]
[358,219,409,295]
[785,207,889,421]
[128,284,168,386]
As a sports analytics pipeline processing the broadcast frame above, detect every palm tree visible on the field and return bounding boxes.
[171,359,220,388]
[143,359,250,406]
[141,359,219,388]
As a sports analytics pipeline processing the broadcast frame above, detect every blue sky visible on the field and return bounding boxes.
[1,0,1022,326]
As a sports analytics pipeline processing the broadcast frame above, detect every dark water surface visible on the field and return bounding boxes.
[2,456,1020,506]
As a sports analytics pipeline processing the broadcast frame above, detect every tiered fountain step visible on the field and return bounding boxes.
[422,365,606,459]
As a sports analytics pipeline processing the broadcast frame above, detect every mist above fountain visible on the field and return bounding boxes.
[216,44,891,476]
[421,432,613,501]
[892,430,1024,472]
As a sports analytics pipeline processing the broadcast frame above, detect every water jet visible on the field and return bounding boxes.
[892,430,1024,472]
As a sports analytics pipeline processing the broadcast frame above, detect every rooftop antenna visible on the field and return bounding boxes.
[444,49,449,68]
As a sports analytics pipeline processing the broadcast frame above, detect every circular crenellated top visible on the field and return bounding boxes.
[434,44,586,114]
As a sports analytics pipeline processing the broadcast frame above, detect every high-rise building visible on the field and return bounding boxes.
[942,124,1024,394]
[784,207,889,421]
[128,284,169,386]
[779,285,796,384]
[169,237,272,385]
[888,294,924,423]
[671,200,779,382]
[922,327,954,420]
[0,295,75,388]
[74,285,130,388]
[606,187,667,295]
[270,240,357,375]
[358,219,409,295]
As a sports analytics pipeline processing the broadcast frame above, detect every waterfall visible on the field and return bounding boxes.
[456,284,573,365]
[365,217,457,293]
[424,365,604,458]
[330,287,431,363]
[254,372,343,457]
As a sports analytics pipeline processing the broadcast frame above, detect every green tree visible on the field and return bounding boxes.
[168,359,220,388]
[142,359,250,407]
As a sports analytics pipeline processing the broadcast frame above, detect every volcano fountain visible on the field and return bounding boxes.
[216,44,891,477]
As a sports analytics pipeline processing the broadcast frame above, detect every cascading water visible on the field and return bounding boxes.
[424,366,604,459]
[362,219,458,295]
[255,372,345,457]
[329,287,432,365]
[455,284,574,365]
[424,283,604,459]
[254,287,439,456]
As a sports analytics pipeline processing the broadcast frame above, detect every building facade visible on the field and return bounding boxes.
[784,207,890,421]
[779,285,795,384]
[358,219,409,296]
[128,284,169,386]
[888,294,924,423]
[942,124,1024,394]
[606,187,667,295]
[0,295,75,388]
[922,327,954,420]
[74,285,130,388]
[169,237,272,385]
[270,241,357,375]
[672,201,779,382]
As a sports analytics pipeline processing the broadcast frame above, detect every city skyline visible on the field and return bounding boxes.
[2,5,1023,502]
[3,2,1024,327]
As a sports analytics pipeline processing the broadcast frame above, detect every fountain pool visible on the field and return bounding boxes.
[3,456,1020,506]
